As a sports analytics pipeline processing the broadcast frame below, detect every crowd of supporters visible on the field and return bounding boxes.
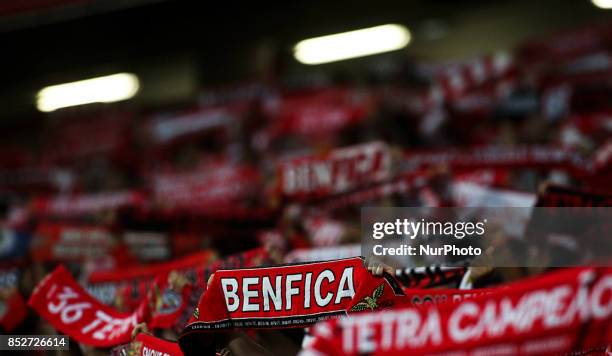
[0,22,611,355]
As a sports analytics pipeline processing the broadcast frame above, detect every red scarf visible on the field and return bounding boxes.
[518,23,612,66]
[28,265,150,348]
[434,52,514,101]
[87,250,216,310]
[112,333,183,356]
[147,104,243,145]
[264,87,375,139]
[32,190,144,217]
[315,171,428,212]
[277,141,392,199]
[302,267,612,355]
[179,258,404,335]
[150,162,262,213]
[31,222,121,263]
[402,145,588,173]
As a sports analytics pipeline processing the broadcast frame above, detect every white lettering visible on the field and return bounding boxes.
[336,267,355,304]
[221,278,239,312]
[286,274,302,310]
[314,270,334,307]
[262,276,282,312]
[242,277,259,312]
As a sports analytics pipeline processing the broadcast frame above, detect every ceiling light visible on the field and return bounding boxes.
[592,0,612,9]
[294,24,411,65]
[36,73,139,112]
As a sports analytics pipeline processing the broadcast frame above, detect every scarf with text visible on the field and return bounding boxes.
[263,87,375,139]
[401,145,592,178]
[28,265,150,348]
[31,222,122,263]
[179,258,404,336]
[301,267,612,355]
[277,141,392,200]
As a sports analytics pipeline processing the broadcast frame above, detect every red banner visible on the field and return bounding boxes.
[180,258,404,334]
[434,52,514,101]
[147,104,243,145]
[303,267,612,355]
[31,222,121,262]
[315,170,428,212]
[402,145,588,173]
[28,266,149,348]
[518,23,612,66]
[151,162,262,213]
[278,141,392,199]
[264,88,375,138]
[32,190,144,217]
[41,112,132,164]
